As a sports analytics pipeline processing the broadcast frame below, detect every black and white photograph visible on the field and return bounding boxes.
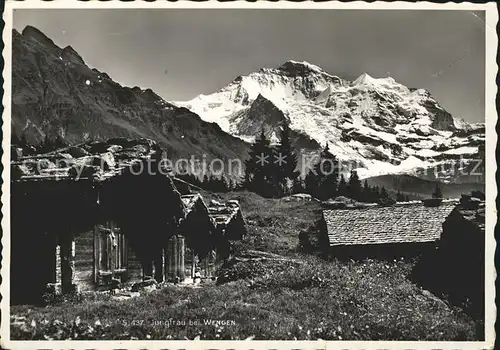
[1,1,497,349]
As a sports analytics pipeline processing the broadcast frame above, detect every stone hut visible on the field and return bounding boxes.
[206,199,247,268]
[10,138,211,303]
[160,195,247,282]
[174,193,217,281]
[322,199,459,259]
[208,199,247,241]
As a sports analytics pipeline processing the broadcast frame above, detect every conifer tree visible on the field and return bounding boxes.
[304,170,318,197]
[361,179,370,202]
[380,186,389,199]
[38,135,52,153]
[347,170,363,201]
[275,123,299,186]
[53,134,66,149]
[371,186,380,202]
[244,129,276,197]
[314,144,339,200]
[378,186,396,206]
[396,190,405,202]
[432,183,443,198]
[202,174,210,188]
[228,178,235,192]
[292,177,305,194]
[337,174,348,197]
[220,175,229,192]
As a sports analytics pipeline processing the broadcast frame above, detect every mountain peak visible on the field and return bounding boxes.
[21,25,58,50]
[277,60,327,76]
[353,72,376,85]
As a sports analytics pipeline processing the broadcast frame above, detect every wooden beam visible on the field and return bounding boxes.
[154,248,164,282]
[191,249,196,279]
[93,224,99,283]
[143,260,154,280]
[109,222,115,274]
[178,236,185,281]
[60,234,75,294]
[172,235,179,280]
[164,236,172,282]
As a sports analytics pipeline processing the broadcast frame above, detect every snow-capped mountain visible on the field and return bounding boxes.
[176,60,485,182]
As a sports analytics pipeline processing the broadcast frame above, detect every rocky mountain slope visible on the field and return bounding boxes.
[12,26,249,164]
[366,174,484,199]
[176,60,485,182]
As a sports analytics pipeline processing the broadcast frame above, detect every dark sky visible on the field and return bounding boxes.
[13,9,485,122]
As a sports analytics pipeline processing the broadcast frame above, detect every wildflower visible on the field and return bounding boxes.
[74,316,81,326]
[30,319,36,328]
[94,319,102,327]
[146,334,151,339]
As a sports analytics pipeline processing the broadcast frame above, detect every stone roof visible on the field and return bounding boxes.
[208,199,243,228]
[181,193,205,212]
[11,138,169,183]
[323,200,459,246]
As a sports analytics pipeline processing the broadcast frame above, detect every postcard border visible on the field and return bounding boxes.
[1,1,497,349]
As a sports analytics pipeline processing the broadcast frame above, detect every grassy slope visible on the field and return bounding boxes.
[11,191,476,340]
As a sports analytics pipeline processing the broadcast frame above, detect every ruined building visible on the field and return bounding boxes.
[10,138,245,304]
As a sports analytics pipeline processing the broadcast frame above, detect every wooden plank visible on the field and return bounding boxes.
[178,236,185,280]
[191,250,196,279]
[154,248,164,282]
[55,244,61,284]
[93,225,99,283]
[165,236,174,281]
[109,222,115,274]
[122,235,127,268]
[60,234,75,294]
[174,236,180,279]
